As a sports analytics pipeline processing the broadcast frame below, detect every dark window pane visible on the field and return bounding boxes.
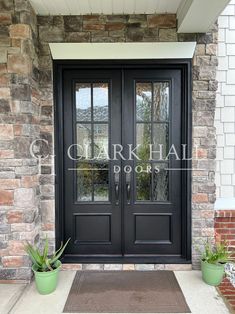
[136,83,152,122]
[94,124,109,159]
[152,123,169,160]
[77,162,92,201]
[136,123,151,161]
[76,83,91,121]
[153,82,169,121]
[76,124,92,159]
[136,163,151,201]
[153,163,169,201]
[93,163,109,201]
[93,83,109,121]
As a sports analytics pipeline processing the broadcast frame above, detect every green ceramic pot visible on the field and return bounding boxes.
[201,260,225,286]
[32,260,61,295]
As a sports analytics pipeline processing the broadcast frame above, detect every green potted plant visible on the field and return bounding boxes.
[201,239,229,286]
[24,237,70,295]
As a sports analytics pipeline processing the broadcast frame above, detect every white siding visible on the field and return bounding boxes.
[215,0,235,198]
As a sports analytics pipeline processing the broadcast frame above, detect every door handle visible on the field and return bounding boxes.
[114,172,119,205]
[126,169,131,205]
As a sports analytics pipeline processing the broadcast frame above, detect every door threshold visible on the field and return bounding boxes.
[61,255,191,265]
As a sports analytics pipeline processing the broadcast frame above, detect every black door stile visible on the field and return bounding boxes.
[54,61,192,264]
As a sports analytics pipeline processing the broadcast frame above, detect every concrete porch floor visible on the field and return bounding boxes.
[0,271,231,314]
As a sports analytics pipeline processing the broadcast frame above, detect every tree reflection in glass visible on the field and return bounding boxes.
[135,81,169,202]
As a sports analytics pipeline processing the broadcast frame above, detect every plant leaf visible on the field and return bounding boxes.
[45,258,53,271]
[50,238,70,264]
[43,237,48,260]
[52,241,63,259]
[25,242,42,266]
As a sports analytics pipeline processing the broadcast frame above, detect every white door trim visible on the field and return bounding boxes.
[49,42,196,60]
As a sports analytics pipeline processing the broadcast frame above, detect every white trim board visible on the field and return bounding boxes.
[49,42,196,60]
[177,0,230,33]
[214,198,235,210]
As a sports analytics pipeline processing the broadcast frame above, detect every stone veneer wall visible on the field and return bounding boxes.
[0,0,40,280]
[0,0,218,279]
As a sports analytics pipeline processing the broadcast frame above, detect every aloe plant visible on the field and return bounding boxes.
[24,238,70,272]
[201,240,230,265]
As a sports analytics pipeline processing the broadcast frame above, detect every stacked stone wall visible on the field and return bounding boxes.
[0,0,40,280]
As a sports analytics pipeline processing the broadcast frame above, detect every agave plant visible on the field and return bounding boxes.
[201,240,230,264]
[25,238,70,272]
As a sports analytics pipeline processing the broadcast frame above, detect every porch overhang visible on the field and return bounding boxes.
[29,0,230,33]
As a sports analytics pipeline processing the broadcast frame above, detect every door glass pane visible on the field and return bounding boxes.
[77,162,92,201]
[153,82,169,121]
[135,80,170,202]
[152,123,169,160]
[153,163,169,201]
[136,123,151,161]
[136,163,151,201]
[77,162,109,202]
[136,83,152,122]
[93,83,109,121]
[76,124,92,159]
[76,83,91,121]
[93,163,109,201]
[94,124,109,159]
[75,82,110,203]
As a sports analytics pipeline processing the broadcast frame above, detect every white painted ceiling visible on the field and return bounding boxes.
[29,0,182,15]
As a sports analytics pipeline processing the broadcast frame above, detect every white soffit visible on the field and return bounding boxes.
[30,0,181,15]
[177,0,231,33]
[49,42,196,60]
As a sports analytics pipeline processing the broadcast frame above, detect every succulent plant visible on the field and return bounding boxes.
[25,237,70,272]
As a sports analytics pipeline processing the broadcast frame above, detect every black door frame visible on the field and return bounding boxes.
[53,59,192,264]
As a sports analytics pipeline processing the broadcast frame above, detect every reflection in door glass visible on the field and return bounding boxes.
[76,163,109,202]
[153,82,169,121]
[136,123,151,161]
[93,83,109,121]
[136,83,152,122]
[76,124,92,159]
[94,124,109,159]
[93,163,109,201]
[136,163,151,201]
[152,123,169,159]
[77,162,92,201]
[153,163,169,201]
[76,82,110,202]
[76,83,91,121]
[135,81,170,202]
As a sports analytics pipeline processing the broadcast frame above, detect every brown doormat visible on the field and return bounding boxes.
[63,271,191,313]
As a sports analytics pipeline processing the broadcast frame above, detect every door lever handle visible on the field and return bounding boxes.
[126,182,131,204]
[114,173,119,205]
[126,169,131,205]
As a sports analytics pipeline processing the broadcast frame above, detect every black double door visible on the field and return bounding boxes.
[62,66,188,263]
